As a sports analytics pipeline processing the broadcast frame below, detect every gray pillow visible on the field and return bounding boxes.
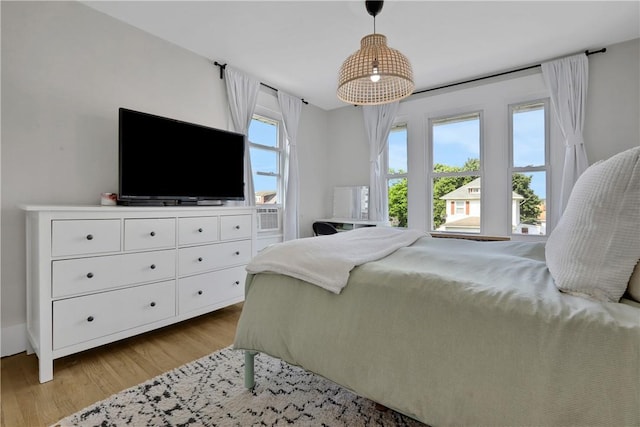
[545,146,640,302]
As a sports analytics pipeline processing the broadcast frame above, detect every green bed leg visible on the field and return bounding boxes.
[244,351,256,389]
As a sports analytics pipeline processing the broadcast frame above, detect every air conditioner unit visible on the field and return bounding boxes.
[256,207,280,231]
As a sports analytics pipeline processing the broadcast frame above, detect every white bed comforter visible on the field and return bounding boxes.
[236,237,640,426]
[246,226,425,294]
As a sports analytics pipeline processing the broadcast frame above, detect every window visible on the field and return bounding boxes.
[509,100,549,235]
[386,124,408,227]
[248,114,283,205]
[430,112,482,233]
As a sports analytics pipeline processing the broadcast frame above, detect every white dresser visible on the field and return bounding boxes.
[22,205,256,383]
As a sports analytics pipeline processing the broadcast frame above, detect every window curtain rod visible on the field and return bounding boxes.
[411,48,607,96]
[213,61,308,105]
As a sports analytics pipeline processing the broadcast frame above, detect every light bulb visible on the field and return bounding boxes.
[370,66,380,83]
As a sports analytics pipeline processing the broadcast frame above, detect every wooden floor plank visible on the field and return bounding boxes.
[1,303,243,427]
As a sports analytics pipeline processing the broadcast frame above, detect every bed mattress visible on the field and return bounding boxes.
[234,237,640,426]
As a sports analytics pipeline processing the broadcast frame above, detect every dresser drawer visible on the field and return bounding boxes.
[124,218,176,251]
[52,280,175,350]
[178,240,251,276]
[52,220,121,257]
[178,216,219,246]
[52,249,176,298]
[220,215,252,240]
[178,266,245,314]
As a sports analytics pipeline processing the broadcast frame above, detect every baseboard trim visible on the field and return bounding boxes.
[1,322,27,357]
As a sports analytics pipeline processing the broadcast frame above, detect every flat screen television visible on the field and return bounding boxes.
[118,108,245,205]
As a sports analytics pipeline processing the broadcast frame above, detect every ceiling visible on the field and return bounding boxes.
[82,1,640,111]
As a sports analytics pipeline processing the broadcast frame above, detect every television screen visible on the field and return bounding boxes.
[118,108,245,205]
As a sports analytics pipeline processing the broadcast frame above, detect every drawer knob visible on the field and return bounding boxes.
[86,272,94,279]
[198,228,203,233]
[198,257,203,262]
[150,302,156,307]
[198,290,203,295]
[150,264,156,270]
[235,251,240,256]
[234,225,240,230]
[87,316,94,322]
[86,234,94,241]
[150,231,156,237]
[234,280,240,286]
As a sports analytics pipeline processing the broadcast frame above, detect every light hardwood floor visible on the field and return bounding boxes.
[1,303,243,427]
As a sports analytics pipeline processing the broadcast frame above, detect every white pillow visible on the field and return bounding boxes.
[628,260,640,302]
[545,146,640,302]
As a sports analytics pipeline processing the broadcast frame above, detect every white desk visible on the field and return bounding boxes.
[315,218,389,232]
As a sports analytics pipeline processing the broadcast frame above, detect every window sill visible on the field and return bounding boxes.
[430,232,510,241]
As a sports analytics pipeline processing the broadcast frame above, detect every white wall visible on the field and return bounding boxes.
[297,102,330,237]
[321,106,370,215]
[585,39,640,162]
[326,38,640,234]
[0,1,330,356]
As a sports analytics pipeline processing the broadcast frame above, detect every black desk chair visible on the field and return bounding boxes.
[313,221,338,236]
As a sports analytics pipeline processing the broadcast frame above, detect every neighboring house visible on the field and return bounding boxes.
[255,190,277,204]
[439,178,524,233]
[514,200,547,235]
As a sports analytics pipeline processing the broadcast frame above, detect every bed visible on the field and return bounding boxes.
[233,147,640,426]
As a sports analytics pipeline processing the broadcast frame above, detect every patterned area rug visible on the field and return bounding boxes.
[53,346,427,426]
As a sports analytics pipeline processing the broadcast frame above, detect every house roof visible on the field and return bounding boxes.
[256,190,277,204]
[440,178,481,200]
[443,216,481,227]
[440,177,524,201]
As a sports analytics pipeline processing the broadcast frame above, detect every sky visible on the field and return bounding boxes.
[248,118,278,194]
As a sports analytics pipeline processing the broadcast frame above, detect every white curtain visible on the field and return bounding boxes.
[277,91,302,241]
[224,66,261,206]
[362,102,399,222]
[542,53,589,218]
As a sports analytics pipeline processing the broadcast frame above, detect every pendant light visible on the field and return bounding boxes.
[337,0,414,105]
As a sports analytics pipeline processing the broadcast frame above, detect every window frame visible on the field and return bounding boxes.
[428,110,484,234]
[384,122,409,227]
[507,98,550,237]
[384,123,409,183]
[248,110,285,205]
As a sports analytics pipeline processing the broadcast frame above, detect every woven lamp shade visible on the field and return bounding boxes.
[337,33,414,105]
